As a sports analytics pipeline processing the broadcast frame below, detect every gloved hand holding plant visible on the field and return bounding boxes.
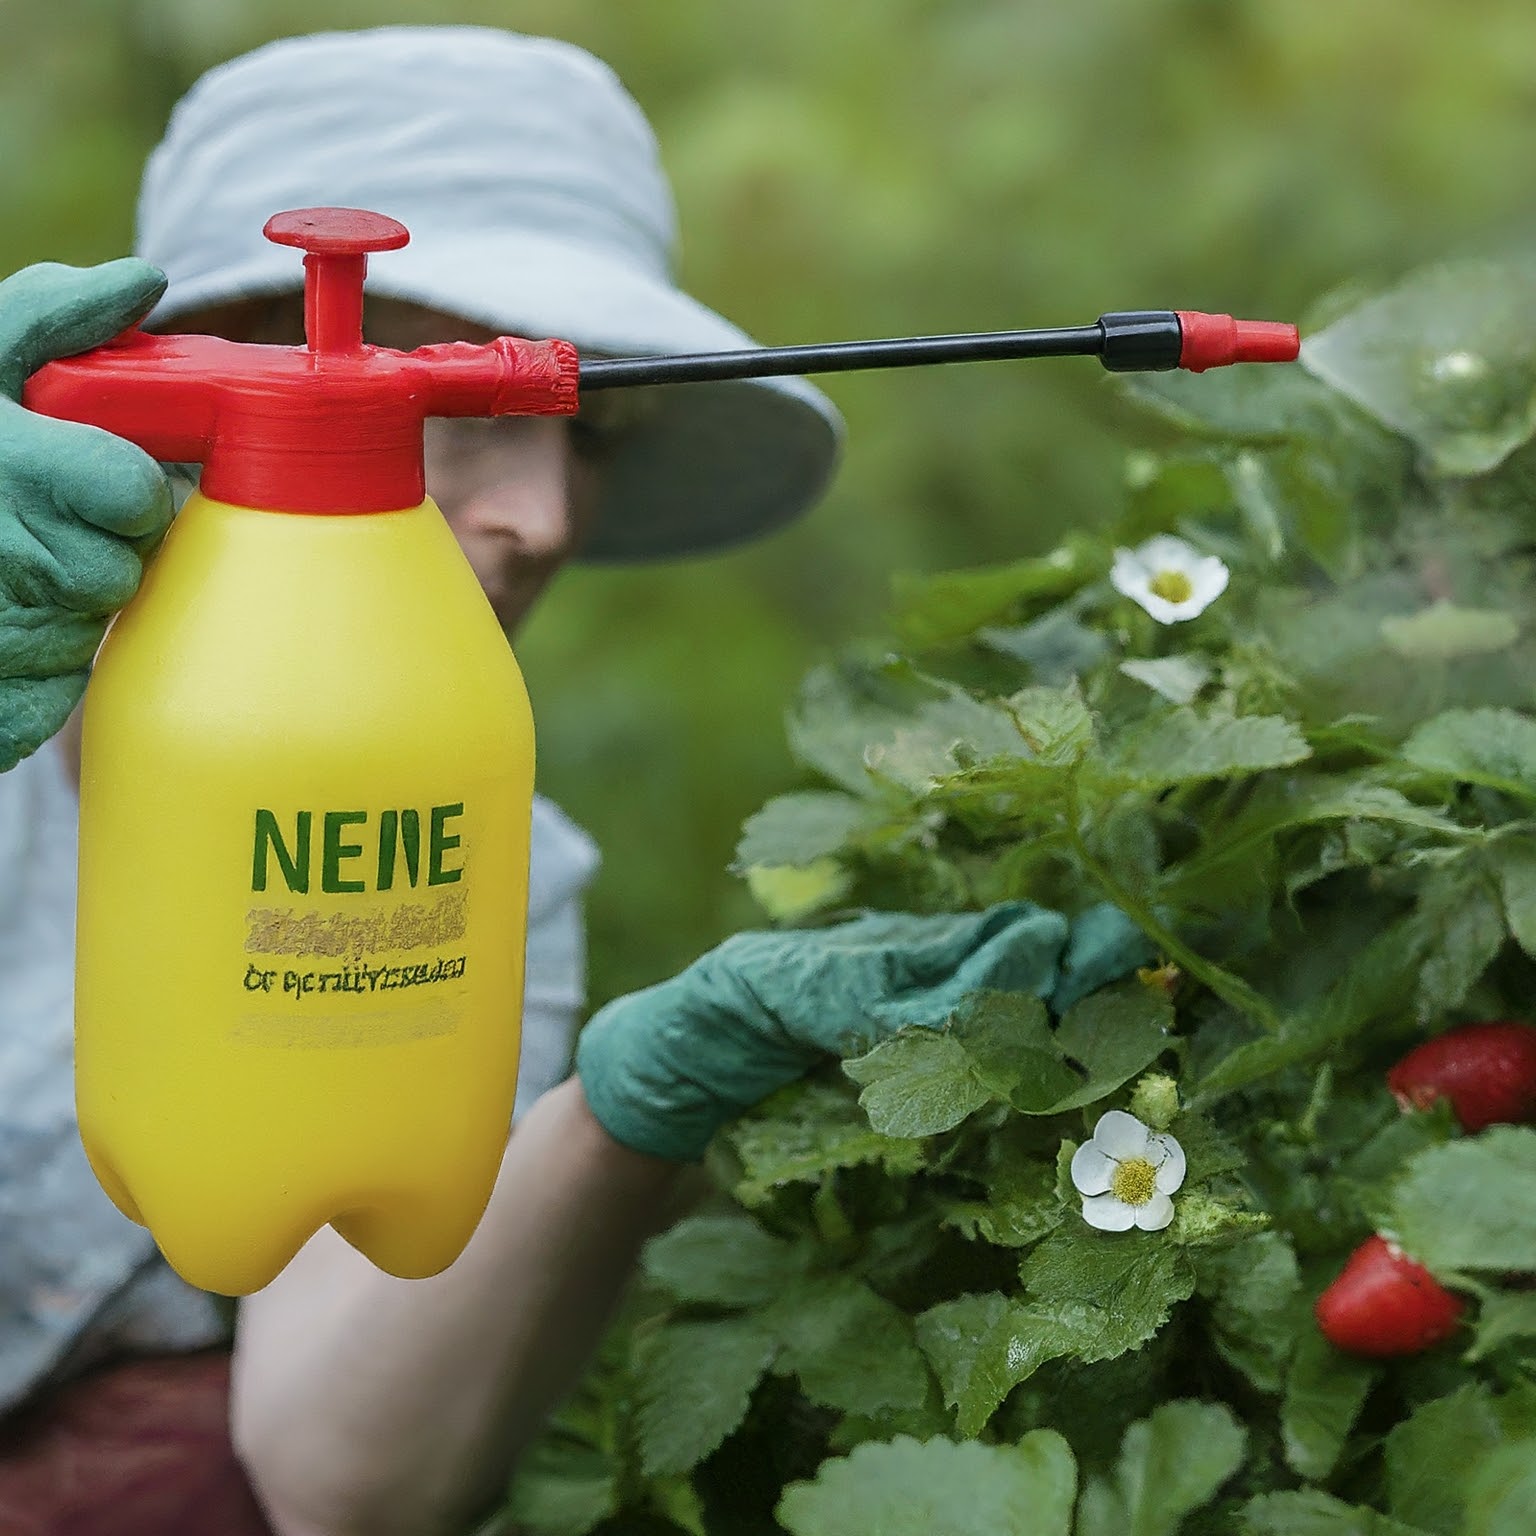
[577,899,1151,1162]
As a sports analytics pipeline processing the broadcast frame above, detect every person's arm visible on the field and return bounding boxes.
[231,1075,683,1536]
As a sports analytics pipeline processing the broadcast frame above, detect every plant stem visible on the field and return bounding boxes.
[1064,780,1282,1032]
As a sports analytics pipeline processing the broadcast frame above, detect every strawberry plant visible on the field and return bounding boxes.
[501,261,1536,1536]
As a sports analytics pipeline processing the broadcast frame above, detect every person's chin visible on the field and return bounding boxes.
[488,578,550,637]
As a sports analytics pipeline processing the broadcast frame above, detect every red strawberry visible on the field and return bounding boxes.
[1387,1021,1536,1133]
[1315,1234,1464,1358]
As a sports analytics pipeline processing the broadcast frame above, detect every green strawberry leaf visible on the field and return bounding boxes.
[789,658,1032,796]
[979,605,1112,686]
[502,1437,618,1536]
[1080,1400,1247,1536]
[1379,602,1520,660]
[633,1318,777,1478]
[734,790,883,869]
[1002,684,1096,766]
[843,1027,996,1137]
[1042,983,1174,1113]
[948,990,1080,1106]
[642,1212,811,1306]
[720,1077,929,1206]
[1462,1440,1536,1536]
[1280,1330,1379,1480]
[776,1432,1077,1536]
[852,984,1173,1138]
[890,538,1108,649]
[1491,836,1536,958]
[1469,1290,1536,1362]
[1385,1384,1504,1534]
[914,1292,1065,1436]
[1241,1488,1435,1534]
[1196,1232,1303,1393]
[1019,1228,1197,1363]
[744,859,855,922]
[1118,653,1212,706]
[765,1274,931,1417]
[1118,358,1351,442]
[1301,259,1536,476]
[941,1144,1065,1248]
[1411,863,1506,1021]
[1102,708,1311,791]
[1400,707,1536,801]
[1388,1127,1536,1274]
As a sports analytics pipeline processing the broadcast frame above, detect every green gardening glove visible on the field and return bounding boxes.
[575,899,1152,1161]
[0,259,175,771]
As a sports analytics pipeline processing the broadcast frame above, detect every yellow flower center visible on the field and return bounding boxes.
[1148,569,1194,605]
[1110,1156,1159,1206]
[1137,961,1182,996]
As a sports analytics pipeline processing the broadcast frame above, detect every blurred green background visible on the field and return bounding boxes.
[8,0,1536,1005]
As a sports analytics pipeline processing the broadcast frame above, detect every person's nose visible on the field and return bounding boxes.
[448,429,577,552]
[452,474,574,561]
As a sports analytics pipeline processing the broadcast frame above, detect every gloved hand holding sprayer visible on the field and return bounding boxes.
[1,201,1297,1296]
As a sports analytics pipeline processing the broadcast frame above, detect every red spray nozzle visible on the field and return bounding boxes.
[23,207,580,514]
[1175,310,1300,373]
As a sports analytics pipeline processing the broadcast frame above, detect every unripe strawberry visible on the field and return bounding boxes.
[1315,1234,1464,1358]
[1387,1021,1536,1133]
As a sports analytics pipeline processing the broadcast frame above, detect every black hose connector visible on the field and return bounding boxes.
[1097,311,1184,373]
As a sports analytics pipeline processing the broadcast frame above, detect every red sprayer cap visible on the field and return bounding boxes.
[1175,310,1300,373]
[22,208,580,514]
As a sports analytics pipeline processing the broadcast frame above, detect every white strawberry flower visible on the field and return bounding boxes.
[1110,535,1229,624]
[1070,1109,1186,1232]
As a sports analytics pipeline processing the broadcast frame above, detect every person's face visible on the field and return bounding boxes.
[372,297,601,636]
[421,413,589,638]
[169,293,603,636]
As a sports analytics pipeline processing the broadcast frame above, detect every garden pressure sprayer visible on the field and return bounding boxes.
[22,206,1299,1295]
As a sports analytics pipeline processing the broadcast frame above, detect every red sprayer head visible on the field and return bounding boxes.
[23,207,580,514]
[26,206,1299,504]
[1174,310,1300,373]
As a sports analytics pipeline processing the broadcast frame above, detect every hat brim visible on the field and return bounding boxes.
[154,228,843,563]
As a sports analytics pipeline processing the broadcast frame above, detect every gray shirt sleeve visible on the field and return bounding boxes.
[0,744,227,1416]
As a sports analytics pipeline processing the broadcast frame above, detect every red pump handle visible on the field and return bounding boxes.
[22,207,580,514]
[264,208,410,356]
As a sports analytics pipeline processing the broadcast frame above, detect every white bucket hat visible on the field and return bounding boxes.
[134,27,843,562]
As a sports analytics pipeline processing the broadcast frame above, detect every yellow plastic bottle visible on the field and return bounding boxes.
[25,208,580,1294]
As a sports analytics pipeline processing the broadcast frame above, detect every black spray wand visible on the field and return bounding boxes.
[578,309,1299,391]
